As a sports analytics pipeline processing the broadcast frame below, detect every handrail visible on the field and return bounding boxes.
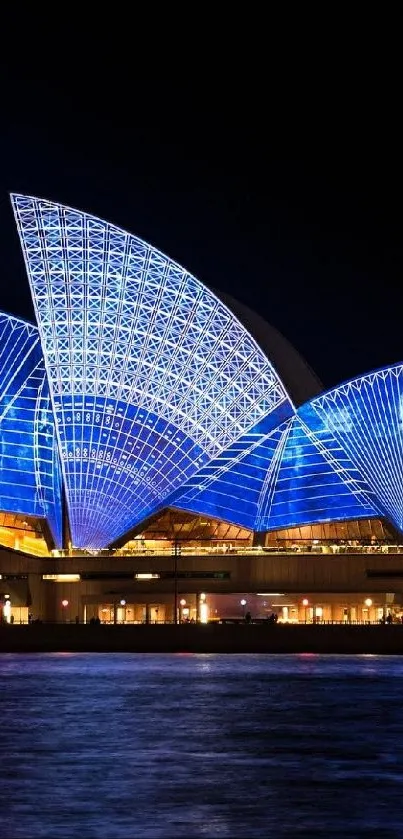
[47,544,403,559]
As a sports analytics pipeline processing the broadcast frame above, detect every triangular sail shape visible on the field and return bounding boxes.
[170,414,291,529]
[12,194,292,547]
[263,412,377,530]
[0,312,62,546]
[308,366,403,531]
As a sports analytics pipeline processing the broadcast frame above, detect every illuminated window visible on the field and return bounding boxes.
[42,574,81,582]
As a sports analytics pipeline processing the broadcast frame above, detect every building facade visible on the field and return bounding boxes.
[1,195,403,623]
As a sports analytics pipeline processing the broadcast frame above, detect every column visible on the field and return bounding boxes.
[252,531,267,548]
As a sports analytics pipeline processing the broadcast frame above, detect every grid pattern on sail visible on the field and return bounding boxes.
[0,312,62,546]
[12,194,291,547]
[170,412,291,529]
[172,405,378,532]
[309,365,403,532]
[260,413,377,530]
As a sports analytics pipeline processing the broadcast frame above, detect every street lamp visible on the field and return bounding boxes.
[240,598,247,619]
[179,598,186,623]
[302,598,309,623]
[61,599,69,623]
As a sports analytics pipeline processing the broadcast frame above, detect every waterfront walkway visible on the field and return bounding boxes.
[2,623,403,655]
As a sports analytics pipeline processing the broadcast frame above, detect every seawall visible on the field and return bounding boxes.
[2,624,403,654]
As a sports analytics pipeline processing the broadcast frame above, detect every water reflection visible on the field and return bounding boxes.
[1,654,403,838]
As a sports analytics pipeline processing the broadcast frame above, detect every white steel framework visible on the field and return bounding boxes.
[0,312,62,545]
[12,195,292,547]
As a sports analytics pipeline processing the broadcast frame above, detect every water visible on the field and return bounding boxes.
[1,654,403,838]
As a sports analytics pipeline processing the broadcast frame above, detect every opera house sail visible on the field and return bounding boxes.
[0,312,62,546]
[0,193,401,552]
[10,195,292,548]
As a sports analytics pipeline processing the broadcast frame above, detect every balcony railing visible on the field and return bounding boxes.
[47,543,403,559]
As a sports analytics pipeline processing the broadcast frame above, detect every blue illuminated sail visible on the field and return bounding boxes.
[306,365,403,532]
[12,195,293,547]
[0,312,62,546]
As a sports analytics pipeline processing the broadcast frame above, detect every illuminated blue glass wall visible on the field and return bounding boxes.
[0,313,62,546]
[12,194,293,548]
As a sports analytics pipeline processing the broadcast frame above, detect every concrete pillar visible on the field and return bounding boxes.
[252,531,267,548]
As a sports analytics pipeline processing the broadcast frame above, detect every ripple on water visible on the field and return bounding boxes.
[1,653,403,838]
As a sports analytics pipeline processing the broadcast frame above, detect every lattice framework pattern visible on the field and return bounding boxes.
[173,408,378,531]
[175,366,403,533]
[262,412,376,529]
[0,312,62,545]
[12,195,291,547]
[309,366,403,532]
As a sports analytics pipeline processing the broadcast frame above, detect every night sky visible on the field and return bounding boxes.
[0,68,401,391]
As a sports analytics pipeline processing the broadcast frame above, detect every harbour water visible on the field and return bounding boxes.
[1,653,403,838]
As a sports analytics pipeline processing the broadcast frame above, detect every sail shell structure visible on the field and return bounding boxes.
[11,195,292,547]
[0,193,401,548]
[0,312,62,545]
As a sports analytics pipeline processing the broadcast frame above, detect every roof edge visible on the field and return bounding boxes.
[213,290,323,407]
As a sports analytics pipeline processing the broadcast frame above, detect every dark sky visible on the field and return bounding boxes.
[0,64,401,390]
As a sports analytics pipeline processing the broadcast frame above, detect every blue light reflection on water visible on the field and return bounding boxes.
[1,653,403,838]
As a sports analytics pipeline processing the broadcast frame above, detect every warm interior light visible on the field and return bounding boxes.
[43,574,81,582]
[135,573,160,580]
[200,602,209,623]
[3,599,11,623]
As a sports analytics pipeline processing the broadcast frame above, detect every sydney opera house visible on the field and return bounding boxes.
[1,194,403,625]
